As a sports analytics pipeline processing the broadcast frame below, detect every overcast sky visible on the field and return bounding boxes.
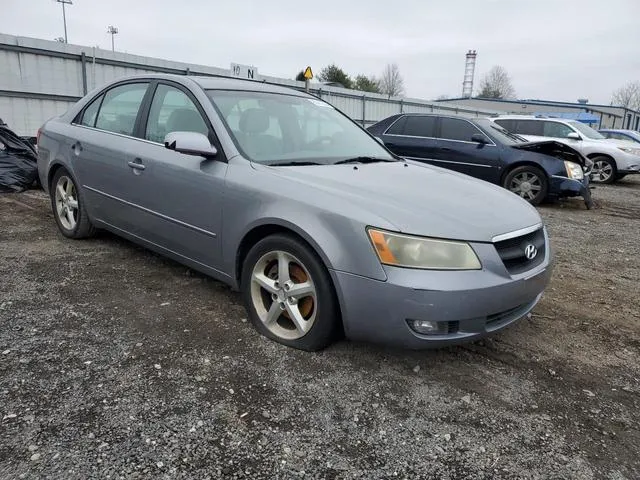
[4,0,640,103]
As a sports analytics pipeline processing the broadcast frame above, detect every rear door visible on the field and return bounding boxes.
[432,117,501,182]
[70,81,152,231]
[379,115,440,161]
[123,81,227,271]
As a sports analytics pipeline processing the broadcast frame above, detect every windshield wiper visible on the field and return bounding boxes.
[333,156,397,165]
[267,161,323,167]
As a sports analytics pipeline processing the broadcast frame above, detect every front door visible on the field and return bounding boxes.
[432,117,501,182]
[125,82,227,271]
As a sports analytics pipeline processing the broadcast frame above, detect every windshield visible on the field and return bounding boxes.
[475,119,526,145]
[568,121,605,140]
[206,90,394,165]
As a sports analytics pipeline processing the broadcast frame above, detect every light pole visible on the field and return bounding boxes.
[55,0,73,43]
[107,25,118,52]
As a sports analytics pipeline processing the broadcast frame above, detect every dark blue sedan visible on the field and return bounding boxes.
[368,114,593,208]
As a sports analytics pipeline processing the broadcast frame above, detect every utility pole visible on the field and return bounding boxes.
[55,0,73,43]
[107,25,118,52]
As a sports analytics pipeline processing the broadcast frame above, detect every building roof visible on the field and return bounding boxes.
[435,96,640,116]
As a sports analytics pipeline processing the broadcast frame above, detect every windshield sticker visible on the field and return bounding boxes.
[307,99,333,108]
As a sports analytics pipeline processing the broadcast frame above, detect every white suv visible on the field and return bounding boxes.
[490,115,640,184]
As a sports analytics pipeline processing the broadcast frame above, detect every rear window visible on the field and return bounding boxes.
[401,116,437,137]
[385,116,407,135]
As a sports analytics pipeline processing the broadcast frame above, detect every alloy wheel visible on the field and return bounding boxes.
[250,250,317,341]
[592,160,614,183]
[508,171,542,201]
[54,175,79,231]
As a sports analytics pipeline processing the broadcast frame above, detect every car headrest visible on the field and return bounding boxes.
[239,108,270,135]
[166,108,207,135]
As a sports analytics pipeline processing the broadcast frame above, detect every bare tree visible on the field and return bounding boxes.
[611,81,640,110]
[478,66,516,99]
[380,63,405,97]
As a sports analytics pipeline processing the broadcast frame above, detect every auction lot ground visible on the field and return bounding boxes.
[1,179,639,479]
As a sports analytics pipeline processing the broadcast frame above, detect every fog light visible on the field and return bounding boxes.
[409,319,440,334]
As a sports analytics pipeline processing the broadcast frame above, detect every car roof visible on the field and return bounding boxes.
[599,129,635,133]
[400,113,483,121]
[493,115,574,123]
[104,73,310,97]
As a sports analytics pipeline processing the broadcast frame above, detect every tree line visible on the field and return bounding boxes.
[296,63,405,97]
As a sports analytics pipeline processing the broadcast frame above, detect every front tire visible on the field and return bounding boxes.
[241,234,339,351]
[503,166,548,205]
[590,156,617,184]
[50,168,95,239]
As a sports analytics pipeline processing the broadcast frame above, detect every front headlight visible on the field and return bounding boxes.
[618,146,640,156]
[564,161,584,180]
[368,228,481,270]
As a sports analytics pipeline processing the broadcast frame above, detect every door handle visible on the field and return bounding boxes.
[441,147,452,152]
[127,160,146,171]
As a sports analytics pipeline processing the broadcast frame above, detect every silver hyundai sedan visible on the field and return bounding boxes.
[37,74,553,351]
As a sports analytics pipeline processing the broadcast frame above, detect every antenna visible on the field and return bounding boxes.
[462,50,477,98]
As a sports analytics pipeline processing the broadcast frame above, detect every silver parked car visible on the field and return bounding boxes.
[37,75,553,350]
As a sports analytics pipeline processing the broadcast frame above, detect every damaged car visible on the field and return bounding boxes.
[367,114,593,208]
[0,119,39,193]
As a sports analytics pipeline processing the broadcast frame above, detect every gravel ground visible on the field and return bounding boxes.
[1,178,639,479]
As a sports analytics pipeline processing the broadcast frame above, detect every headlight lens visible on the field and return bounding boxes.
[564,161,584,180]
[368,229,481,270]
[618,146,640,156]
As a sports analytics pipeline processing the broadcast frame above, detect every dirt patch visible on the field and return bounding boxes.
[1,180,639,479]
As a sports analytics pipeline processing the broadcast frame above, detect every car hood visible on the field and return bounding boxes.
[512,140,587,166]
[590,137,640,149]
[258,161,542,242]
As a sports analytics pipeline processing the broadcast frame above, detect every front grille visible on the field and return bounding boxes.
[494,228,545,275]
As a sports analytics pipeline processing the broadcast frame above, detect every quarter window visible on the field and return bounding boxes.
[439,117,484,142]
[94,83,149,136]
[145,84,209,143]
[543,121,574,139]
[80,95,103,127]
[385,116,408,135]
[401,116,436,137]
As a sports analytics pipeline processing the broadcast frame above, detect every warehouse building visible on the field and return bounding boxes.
[435,97,640,131]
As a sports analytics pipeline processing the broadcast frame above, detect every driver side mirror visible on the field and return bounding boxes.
[471,133,489,144]
[567,132,581,140]
[164,131,217,158]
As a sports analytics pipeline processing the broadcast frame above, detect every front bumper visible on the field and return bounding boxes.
[330,237,553,349]
[550,175,593,209]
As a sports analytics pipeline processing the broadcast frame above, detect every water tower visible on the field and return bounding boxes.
[462,50,477,98]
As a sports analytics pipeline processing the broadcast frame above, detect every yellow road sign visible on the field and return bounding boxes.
[303,66,313,80]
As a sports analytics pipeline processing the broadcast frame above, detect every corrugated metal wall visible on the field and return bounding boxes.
[0,33,500,136]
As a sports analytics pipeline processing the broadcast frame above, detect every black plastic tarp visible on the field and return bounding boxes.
[0,125,38,193]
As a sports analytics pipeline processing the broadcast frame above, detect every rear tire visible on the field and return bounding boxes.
[503,166,548,205]
[241,234,339,351]
[50,168,95,239]
[590,156,617,184]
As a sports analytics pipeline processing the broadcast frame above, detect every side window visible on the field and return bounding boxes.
[543,121,574,139]
[80,95,103,127]
[494,119,516,132]
[385,116,408,134]
[439,117,484,142]
[145,84,209,143]
[402,116,436,137]
[94,83,149,136]
[515,120,544,136]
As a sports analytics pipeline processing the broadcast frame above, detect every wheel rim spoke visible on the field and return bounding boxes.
[65,208,75,227]
[67,198,78,209]
[287,281,314,298]
[285,303,309,334]
[264,301,282,326]
[277,252,291,284]
[253,272,278,294]
[56,183,66,200]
